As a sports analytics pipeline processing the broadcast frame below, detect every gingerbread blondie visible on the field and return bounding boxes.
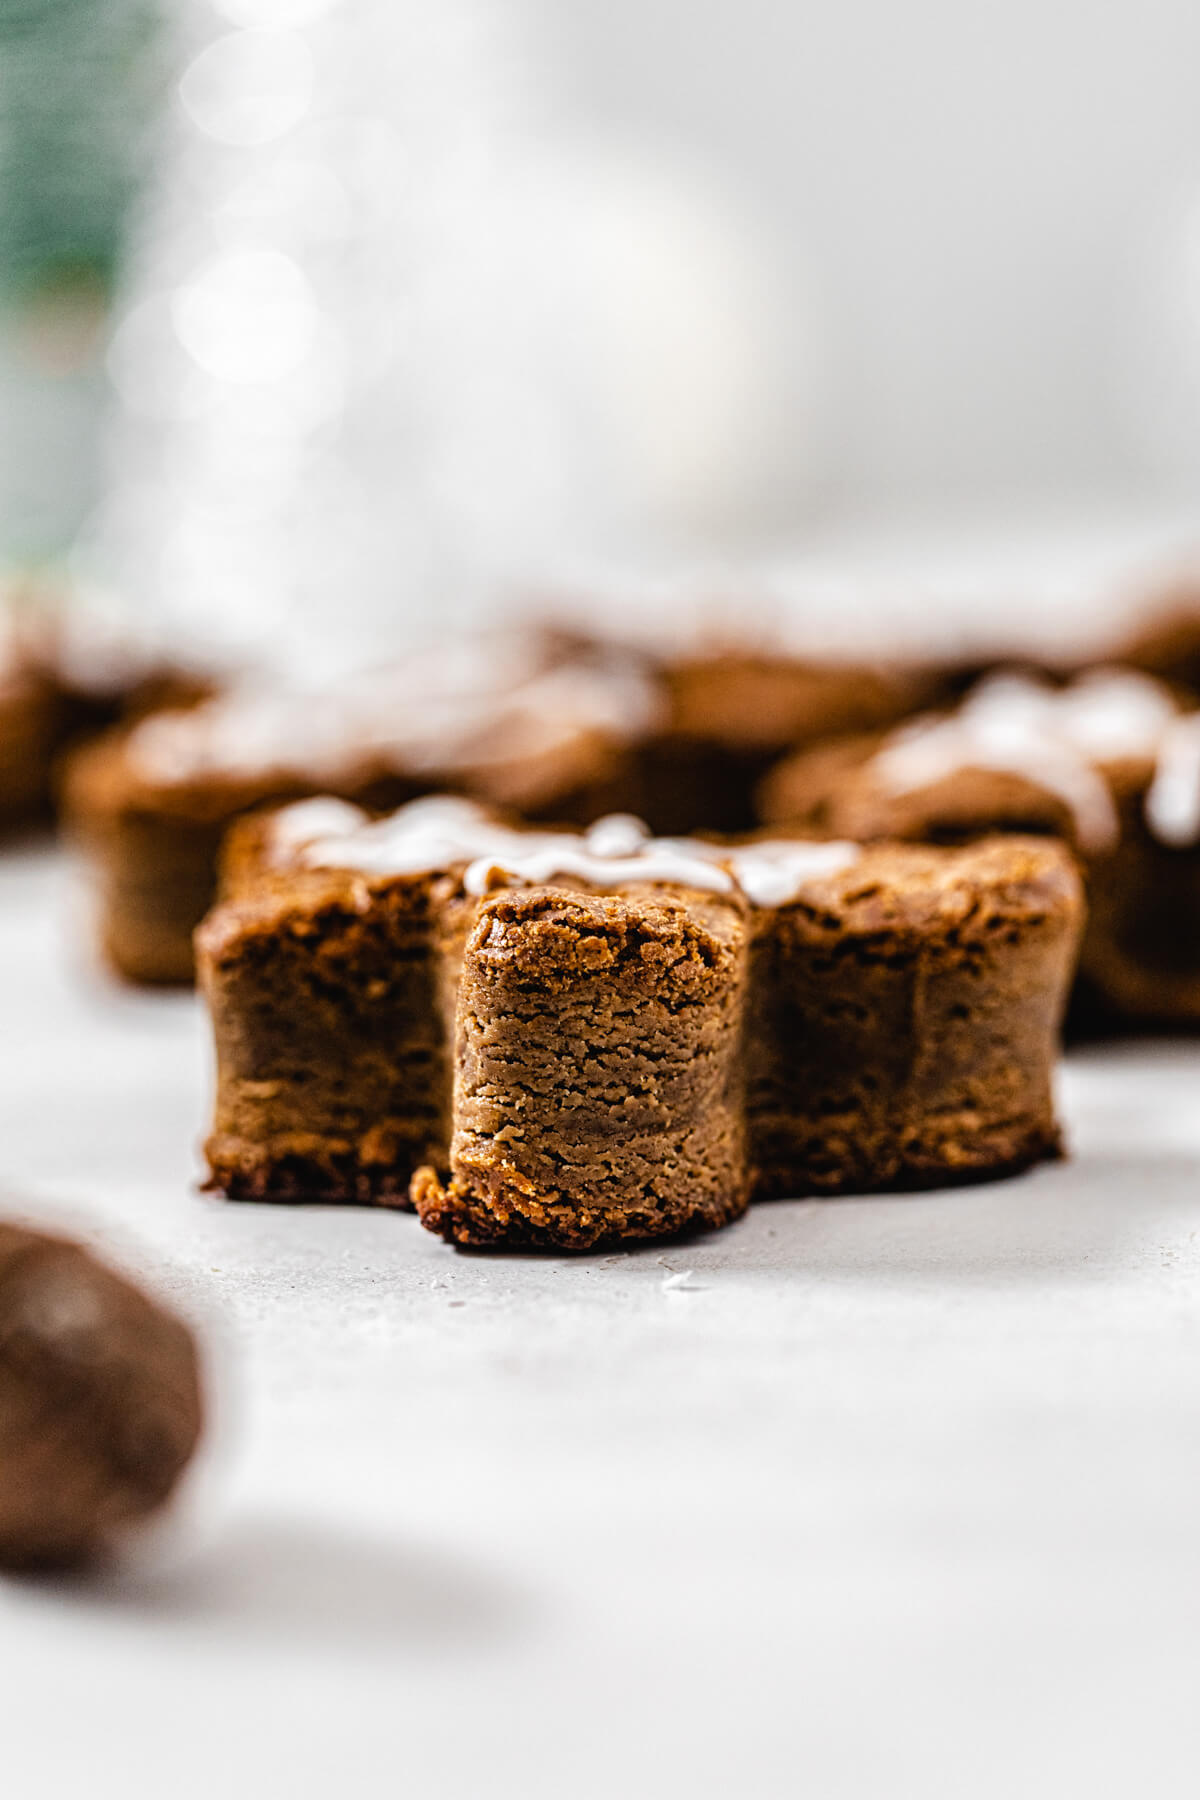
[198,799,1082,1247]
[760,667,1200,1025]
[66,633,660,984]
[413,851,752,1250]
[735,836,1081,1195]
[199,800,473,1204]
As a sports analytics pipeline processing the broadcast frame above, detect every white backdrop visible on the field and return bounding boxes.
[540,0,1200,517]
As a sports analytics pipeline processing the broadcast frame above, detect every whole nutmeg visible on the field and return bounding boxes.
[0,1221,204,1570]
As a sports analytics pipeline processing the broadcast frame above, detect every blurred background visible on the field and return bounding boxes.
[4,0,1200,657]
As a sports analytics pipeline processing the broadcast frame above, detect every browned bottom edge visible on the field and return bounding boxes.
[411,1165,750,1253]
[751,1124,1064,1203]
[205,1154,417,1209]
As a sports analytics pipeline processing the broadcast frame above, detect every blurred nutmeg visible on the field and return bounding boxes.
[0,1221,203,1570]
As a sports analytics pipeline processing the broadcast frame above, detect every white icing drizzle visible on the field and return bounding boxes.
[461,836,736,898]
[582,814,651,858]
[268,796,728,894]
[728,839,861,908]
[1146,715,1200,847]
[266,797,374,858]
[874,671,1188,851]
[278,796,524,877]
[266,798,861,908]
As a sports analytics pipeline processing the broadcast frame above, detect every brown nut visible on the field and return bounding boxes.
[0,1221,204,1570]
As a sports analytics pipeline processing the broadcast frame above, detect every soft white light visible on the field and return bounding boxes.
[83,0,600,661]
[215,158,351,246]
[179,28,314,147]
[172,248,319,382]
[107,293,199,419]
[214,0,339,26]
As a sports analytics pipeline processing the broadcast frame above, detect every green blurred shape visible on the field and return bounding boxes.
[0,0,163,301]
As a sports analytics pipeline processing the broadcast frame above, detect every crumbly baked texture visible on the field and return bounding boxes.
[198,799,1084,1242]
[412,886,750,1250]
[0,1221,203,1569]
[745,837,1082,1196]
[198,851,463,1204]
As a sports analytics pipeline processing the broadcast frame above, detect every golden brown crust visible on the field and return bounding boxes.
[744,837,1083,1197]
[754,834,1083,936]
[198,865,465,1205]
[197,822,1084,1237]
[413,885,751,1250]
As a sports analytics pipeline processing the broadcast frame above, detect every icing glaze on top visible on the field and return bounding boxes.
[274,796,528,877]
[265,798,860,908]
[127,637,662,787]
[874,671,1187,851]
[460,813,736,898]
[727,839,861,908]
[269,797,730,894]
[266,796,377,856]
[577,813,652,858]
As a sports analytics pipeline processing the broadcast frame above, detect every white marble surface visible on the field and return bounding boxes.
[2,843,1200,1799]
